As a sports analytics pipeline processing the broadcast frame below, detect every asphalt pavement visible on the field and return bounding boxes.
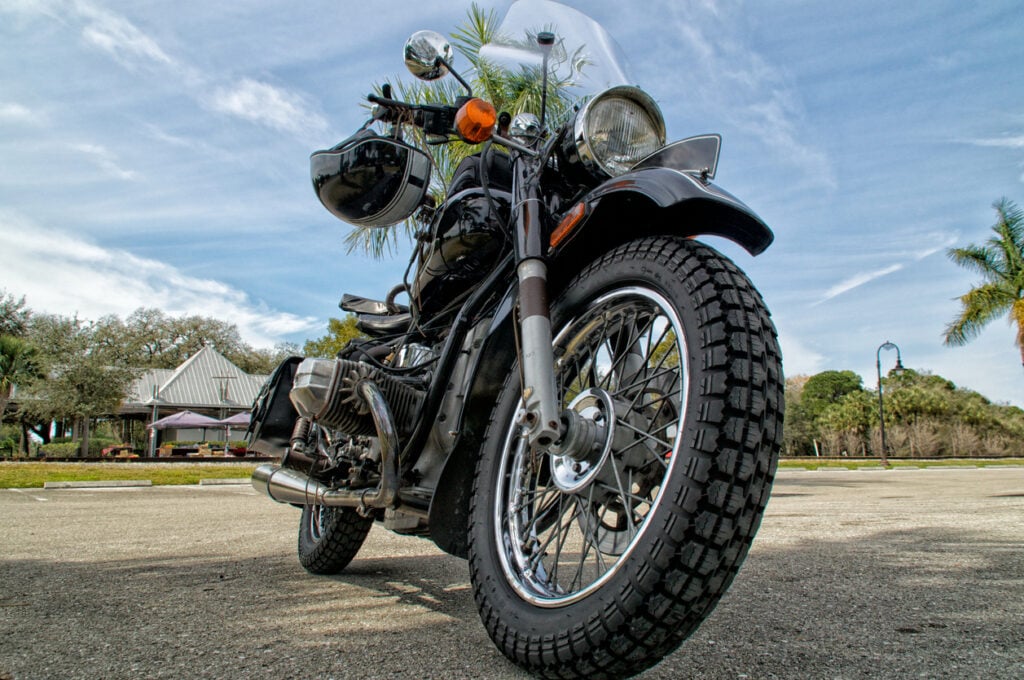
[1,468,1021,679]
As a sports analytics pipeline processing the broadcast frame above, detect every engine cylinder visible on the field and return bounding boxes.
[289,358,424,437]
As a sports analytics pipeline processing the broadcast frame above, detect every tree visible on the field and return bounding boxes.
[303,316,364,358]
[801,370,864,420]
[233,343,300,375]
[0,335,39,428]
[21,314,135,456]
[90,307,285,373]
[944,198,1024,366]
[0,290,31,337]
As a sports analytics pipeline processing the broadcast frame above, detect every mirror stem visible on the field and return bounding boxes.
[439,58,473,97]
[537,32,555,132]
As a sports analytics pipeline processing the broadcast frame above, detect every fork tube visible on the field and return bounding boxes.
[513,156,561,449]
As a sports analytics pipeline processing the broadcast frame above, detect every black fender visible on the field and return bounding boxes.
[427,284,518,559]
[551,166,773,260]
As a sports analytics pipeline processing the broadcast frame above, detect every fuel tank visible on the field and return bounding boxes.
[411,187,510,320]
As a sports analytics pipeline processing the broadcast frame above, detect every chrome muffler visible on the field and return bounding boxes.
[251,380,399,513]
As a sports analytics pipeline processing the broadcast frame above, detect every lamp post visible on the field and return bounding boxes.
[876,341,905,466]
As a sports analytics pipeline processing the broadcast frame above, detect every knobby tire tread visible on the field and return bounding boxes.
[467,236,783,679]
[298,505,373,575]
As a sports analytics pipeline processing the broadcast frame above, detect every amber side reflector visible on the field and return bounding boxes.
[456,98,497,144]
[550,202,587,248]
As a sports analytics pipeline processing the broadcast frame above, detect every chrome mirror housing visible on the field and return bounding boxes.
[404,30,453,81]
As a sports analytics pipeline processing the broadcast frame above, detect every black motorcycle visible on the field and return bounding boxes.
[248,2,783,677]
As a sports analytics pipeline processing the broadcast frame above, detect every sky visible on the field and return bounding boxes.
[1,0,1023,406]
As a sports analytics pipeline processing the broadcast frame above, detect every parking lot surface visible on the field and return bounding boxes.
[1,468,1022,679]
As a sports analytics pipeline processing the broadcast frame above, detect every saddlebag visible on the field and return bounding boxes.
[246,357,302,458]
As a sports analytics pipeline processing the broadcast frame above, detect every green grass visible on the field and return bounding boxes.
[778,458,1024,471]
[0,462,259,489]
[2,458,1020,489]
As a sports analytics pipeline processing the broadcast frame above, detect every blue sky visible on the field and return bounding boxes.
[1,0,1023,406]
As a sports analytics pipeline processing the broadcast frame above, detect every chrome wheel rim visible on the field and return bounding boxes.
[494,286,688,607]
[307,504,329,542]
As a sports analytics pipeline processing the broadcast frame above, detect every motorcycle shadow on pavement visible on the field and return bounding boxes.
[1,526,1020,679]
[2,472,1022,679]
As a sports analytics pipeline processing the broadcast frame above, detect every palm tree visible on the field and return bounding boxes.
[943,198,1024,365]
[0,335,39,427]
[344,3,580,258]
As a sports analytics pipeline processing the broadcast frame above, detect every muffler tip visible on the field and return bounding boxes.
[251,463,278,499]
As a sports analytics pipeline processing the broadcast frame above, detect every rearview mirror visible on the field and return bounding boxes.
[404,30,453,81]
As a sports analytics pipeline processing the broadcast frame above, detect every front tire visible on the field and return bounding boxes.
[467,236,783,678]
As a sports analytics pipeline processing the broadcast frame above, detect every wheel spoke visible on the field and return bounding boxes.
[523,485,569,539]
[616,417,674,450]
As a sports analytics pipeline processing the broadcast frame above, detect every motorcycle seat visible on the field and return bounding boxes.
[356,312,412,337]
[340,293,409,315]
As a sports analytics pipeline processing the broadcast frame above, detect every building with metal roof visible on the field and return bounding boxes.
[120,345,268,455]
[122,344,267,415]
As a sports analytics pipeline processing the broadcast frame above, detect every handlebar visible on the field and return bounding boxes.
[367,91,465,137]
[367,92,409,109]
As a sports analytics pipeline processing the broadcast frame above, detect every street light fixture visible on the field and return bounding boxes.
[876,341,905,466]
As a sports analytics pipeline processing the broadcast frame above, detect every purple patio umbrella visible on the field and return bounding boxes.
[215,411,251,454]
[148,410,221,430]
[215,412,251,428]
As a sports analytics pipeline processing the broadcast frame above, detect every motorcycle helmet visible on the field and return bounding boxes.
[310,128,431,228]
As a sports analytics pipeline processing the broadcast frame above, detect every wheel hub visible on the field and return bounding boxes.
[549,388,615,493]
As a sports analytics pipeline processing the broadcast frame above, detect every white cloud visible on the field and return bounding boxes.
[654,1,836,189]
[913,233,959,261]
[0,0,61,19]
[967,135,1024,149]
[40,2,326,141]
[815,264,904,305]
[206,78,329,138]
[776,330,826,377]
[75,0,174,68]
[0,102,38,123]
[72,142,137,181]
[0,211,318,347]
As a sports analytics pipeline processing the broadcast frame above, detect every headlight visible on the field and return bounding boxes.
[564,86,666,180]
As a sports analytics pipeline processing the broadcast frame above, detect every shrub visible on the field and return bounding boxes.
[38,438,118,457]
[38,442,80,457]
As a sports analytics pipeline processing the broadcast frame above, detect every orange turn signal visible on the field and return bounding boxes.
[550,202,587,248]
[455,98,497,144]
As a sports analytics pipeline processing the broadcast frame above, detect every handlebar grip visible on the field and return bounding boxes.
[367,92,408,108]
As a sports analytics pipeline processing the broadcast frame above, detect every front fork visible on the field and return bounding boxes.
[512,154,561,449]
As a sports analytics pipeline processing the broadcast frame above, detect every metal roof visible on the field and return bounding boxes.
[121,345,267,414]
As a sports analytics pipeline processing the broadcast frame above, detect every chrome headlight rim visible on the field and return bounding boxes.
[571,85,666,180]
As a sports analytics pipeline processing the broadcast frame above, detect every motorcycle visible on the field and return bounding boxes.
[247,1,783,677]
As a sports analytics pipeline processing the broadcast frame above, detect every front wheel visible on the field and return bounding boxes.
[468,237,783,678]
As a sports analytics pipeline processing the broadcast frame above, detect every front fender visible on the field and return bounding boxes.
[552,167,774,257]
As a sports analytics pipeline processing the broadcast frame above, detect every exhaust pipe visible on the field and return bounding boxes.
[251,380,399,512]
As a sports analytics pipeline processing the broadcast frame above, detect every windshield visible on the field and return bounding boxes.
[478,0,632,98]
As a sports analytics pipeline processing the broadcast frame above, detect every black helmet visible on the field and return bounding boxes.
[310,129,431,228]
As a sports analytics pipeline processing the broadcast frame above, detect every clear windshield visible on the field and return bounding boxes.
[478,0,632,98]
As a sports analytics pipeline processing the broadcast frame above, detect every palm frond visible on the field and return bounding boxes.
[947,244,1006,280]
[450,2,498,66]
[992,198,1024,280]
[943,281,1015,345]
[342,221,419,258]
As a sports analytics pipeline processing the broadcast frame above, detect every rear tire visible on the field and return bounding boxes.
[467,236,783,678]
[298,504,372,575]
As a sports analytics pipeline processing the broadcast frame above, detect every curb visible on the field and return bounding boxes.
[43,480,153,489]
[198,478,250,486]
